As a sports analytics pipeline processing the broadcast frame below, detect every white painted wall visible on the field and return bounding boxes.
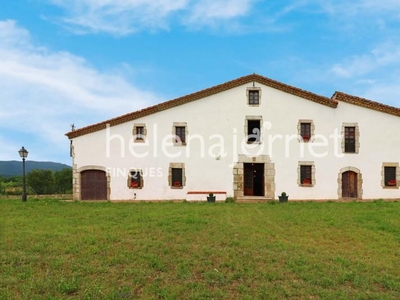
[71,82,400,200]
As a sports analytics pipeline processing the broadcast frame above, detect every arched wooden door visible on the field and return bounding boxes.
[81,170,107,200]
[342,171,357,198]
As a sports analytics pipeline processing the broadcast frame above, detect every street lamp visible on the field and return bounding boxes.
[18,146,29,202]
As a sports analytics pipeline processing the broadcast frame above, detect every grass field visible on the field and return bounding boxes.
[1,199,400,299]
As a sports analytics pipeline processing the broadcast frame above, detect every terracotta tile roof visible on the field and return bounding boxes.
[333,91,400,118]
[66,73,337,139]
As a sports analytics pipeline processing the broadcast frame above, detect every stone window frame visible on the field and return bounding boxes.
[132,123,147,143]
[172,122,188,146]
[245,115,263,144]
[169,163,186,189]
[127,168,144,189]
[297,161,316,187]
[381,162,399,189]
[341,123,360,154]
[297,119,315,143]
[246,87,262,106]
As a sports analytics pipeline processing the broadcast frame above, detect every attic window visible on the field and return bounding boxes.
[133,123,147,143]
[173,122,188,146]
[247,88,261,106]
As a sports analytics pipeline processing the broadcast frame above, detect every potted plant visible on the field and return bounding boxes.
[278,192,289,203]
[207,193,216,203]
[173,181,181,187]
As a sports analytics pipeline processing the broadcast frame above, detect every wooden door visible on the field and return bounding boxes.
[342,171,357,198]
[81,170,107,200]
[244,163,264,196]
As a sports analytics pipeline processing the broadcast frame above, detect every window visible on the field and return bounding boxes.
[248,120,260,143]
[300,166,312,185]
[172,122,187,146]
[133,123,147,143]
[382,163,398,188]
[245,116,262,143]
[298,161,315,186]
[172,168,183,187]
[385,167,396,186]
[247,87,261,106]
[300,123,311,142]
[169,163,185,188]
[342,123,359,154]
[128,169,143,189]
[298,120,314,142]
[136,127,144,140]
[249,90,259,105]
[344,127,355,153]
[175,127,186,144]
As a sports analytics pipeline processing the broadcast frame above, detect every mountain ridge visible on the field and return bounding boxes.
[0,161,71,177]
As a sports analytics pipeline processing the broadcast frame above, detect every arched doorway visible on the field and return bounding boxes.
[342,171,358,198]
[338,167,362,199]
[81,170,107,200]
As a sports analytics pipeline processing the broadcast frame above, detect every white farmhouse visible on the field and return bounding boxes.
[66,74,400,201]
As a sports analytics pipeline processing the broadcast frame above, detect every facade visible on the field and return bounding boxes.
[66,74,400,201]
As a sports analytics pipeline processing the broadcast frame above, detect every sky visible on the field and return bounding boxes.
[1,0,400,165]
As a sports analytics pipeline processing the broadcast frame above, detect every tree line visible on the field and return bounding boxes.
[0,168,72,195]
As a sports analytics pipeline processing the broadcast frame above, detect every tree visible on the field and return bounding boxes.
[26,169,55,195]
[54,168,72,194]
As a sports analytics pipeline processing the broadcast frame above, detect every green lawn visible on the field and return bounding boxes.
[1,199,400,299]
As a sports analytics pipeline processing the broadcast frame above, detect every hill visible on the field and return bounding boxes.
[0,161,71,177]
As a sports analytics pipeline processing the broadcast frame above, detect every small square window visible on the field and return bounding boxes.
[129,170,143,188]
[133,123,146,143]
[247,88,261,106]
[384,166,397,187]
[249,90,259,105]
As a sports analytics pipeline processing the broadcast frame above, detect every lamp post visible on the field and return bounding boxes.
[18,146,29,202]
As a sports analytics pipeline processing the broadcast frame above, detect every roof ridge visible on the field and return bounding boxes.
[333,91,400,117]
[66,74,337,139]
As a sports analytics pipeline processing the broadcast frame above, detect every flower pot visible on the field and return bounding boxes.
[278,196,288,203]
[207,194,216,202]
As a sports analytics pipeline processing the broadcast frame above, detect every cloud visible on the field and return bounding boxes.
[0,20,161,163]
[44,0,259,35]
[328,41,400,106]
